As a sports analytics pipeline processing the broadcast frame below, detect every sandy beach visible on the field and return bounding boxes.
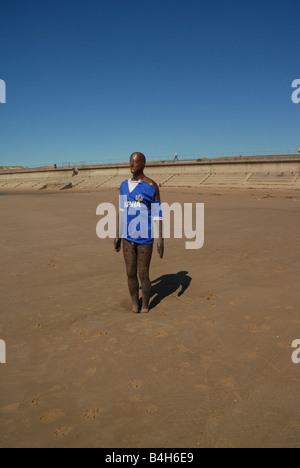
[0,187,300,448]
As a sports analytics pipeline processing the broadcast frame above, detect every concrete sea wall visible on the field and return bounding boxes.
[0,156,299,191]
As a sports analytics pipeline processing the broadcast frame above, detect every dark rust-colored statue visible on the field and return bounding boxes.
[114,152,164,313]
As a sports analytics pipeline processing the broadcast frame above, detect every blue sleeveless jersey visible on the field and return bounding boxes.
[119,180,163,245]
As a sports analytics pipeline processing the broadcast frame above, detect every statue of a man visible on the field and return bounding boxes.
[114,152,164,313]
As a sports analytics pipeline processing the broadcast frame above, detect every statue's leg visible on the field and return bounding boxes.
[137,244,153,313]
[123,239,139,313]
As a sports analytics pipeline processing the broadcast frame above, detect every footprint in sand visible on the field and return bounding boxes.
[53,426,73,438]
[205,320,216,326]
[220,377,235,388]
[30,397,43,408]
[40,409,65,424]
[72,328,88,337]
[89,354,101,361]
[176,344,190,353]
[179,362,191,369]
[108,337,118,344]
[128,380,143,390]
[83,408,102,420]
[160,311,169,318]
[199,293,217,305]
[145,405,158,415]
[242,315,250,321]
[247,325,258,332]
[205,293,217,302]
[152,331,167,339]
[94,331,109,338]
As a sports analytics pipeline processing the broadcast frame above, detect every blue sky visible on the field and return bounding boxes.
[0,0,299,167]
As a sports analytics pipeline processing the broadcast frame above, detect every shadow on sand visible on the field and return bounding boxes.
[148,271,192,311]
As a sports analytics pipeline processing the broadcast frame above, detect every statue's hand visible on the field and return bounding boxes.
[157,239,164,259]
[114,237,122,252]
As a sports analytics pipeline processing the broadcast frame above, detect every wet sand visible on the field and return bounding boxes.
[0,187,300,448]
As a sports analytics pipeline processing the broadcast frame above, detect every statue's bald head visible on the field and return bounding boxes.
[130,152,146,164]
[130,152,146,176]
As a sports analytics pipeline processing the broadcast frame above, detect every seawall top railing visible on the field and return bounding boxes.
[1,149,299,172]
